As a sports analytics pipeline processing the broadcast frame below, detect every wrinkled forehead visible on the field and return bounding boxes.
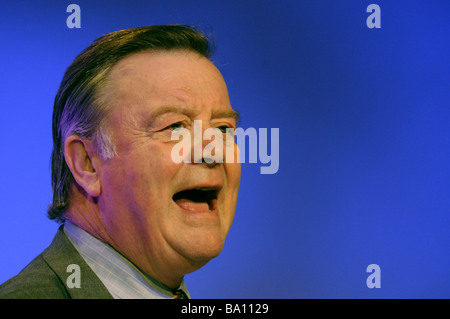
[109,50,225,94]
[96,50,233,125]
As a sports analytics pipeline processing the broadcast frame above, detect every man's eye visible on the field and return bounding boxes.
[168,122,183,131]
[217,125,232,133]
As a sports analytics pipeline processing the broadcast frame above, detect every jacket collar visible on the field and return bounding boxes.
[42,226,113,299]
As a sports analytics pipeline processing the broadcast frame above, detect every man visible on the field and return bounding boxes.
[0,25,240,299]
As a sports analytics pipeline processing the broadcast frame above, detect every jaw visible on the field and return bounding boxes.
[159,188,234,269]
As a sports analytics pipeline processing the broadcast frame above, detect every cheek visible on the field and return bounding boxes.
[143,146,183,187]
[129,149,180,205]
[222,162,241,221]
[224,161,241,193]
[101,145,180,211]
[224,143,241,187]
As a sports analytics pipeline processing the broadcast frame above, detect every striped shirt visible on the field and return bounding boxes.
[64,221,190,299]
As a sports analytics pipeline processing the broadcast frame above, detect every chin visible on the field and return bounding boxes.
[177,233,226,266]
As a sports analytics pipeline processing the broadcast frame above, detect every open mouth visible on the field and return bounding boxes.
[173,187,218,212]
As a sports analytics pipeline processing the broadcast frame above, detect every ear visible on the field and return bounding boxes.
[64,135,102,198]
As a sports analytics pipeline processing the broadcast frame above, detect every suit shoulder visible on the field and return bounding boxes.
[0,253,70,299]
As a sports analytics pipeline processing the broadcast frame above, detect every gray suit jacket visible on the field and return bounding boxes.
[0,226,113,299]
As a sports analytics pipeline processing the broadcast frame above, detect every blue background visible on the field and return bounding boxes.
[1,1,449,298]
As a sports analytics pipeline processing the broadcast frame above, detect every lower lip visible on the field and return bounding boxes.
[173,199,219,217]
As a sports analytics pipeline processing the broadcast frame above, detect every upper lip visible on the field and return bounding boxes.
[172,182,223,198]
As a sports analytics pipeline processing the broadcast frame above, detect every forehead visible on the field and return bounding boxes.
[102,50,230,113]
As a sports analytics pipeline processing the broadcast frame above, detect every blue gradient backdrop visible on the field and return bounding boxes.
[1,1,449,298]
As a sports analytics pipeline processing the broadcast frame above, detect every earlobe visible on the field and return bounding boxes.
[64,135,102,198]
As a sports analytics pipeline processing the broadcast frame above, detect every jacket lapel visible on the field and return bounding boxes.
[42,226,113,299]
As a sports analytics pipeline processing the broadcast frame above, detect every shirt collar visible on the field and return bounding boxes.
[64,221,190,299]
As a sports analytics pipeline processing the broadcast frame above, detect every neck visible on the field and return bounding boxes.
[65,205,186,289]
[64,195,199,289]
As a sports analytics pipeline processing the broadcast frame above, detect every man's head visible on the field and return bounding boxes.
[49,25,240,287]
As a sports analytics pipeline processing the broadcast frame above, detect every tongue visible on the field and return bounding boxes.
[175,199,210,212]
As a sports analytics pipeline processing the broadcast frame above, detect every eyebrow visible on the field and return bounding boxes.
[151,106,241,125]
[214,109,241,126]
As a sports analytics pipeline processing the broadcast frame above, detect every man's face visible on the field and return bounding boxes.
[95,51,240,284]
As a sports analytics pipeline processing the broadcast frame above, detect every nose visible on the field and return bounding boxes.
[201,156,220,168]
[190,120,225,168]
